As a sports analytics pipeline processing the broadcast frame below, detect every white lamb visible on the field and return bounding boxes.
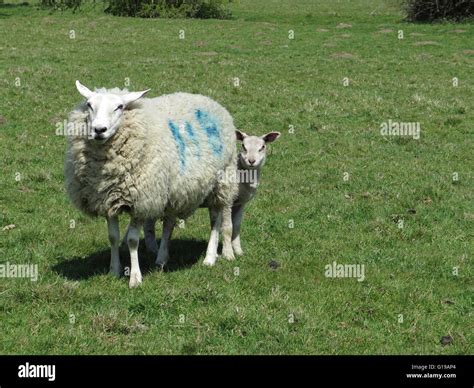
[230,130,280,255]
[65,81,237,288]
[142,129,280,263]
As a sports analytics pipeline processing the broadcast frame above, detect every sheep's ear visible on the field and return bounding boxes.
[122,89,150,106]
[235,130,248,141]
[76,80,94,99]
[262,131,281,143]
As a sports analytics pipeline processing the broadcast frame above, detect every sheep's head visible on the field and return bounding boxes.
[236,130,280,169]
[75,80,150,143]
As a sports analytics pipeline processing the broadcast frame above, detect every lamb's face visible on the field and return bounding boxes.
[75,80,149,143]
[236,130,281,169]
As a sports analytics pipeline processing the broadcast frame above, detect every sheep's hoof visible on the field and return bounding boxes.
[129,272,143,288]
[203,257,216,266]
[109,267,122,278]
[155,253,169,269]
[155,261,166,271]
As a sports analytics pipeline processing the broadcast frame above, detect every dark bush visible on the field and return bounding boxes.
[404,0,474,22]
[104,0,232,19]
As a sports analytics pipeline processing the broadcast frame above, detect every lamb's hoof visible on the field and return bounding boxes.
[109,267,122,278]
[233,247,244,256]
[129,272,143,288]
[222,249,235,261]
[203,256,217,266]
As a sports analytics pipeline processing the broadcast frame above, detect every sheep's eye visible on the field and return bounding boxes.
[115,104,124,111]
[241,144,247,152]
[259,145,266,152]
[87,102,93,110]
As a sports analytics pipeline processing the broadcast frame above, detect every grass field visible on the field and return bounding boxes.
[0,0,472,355]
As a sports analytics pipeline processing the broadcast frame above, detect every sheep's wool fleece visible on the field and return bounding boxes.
[65,91,237,220]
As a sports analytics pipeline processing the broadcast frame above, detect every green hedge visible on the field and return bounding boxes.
[40,0,232,19]
[40,0,82,11]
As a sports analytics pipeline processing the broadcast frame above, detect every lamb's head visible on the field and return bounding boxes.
[75,80,150,143]
[236,130,280,169]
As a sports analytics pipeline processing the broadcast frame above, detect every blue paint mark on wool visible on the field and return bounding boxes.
[185,121,201,159]
[168,120,186,173]
[195,109,223,157]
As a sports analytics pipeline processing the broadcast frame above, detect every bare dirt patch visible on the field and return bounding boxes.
[195,51,218,56]
[413,41,440,46]
[336,23,352,29]
[331,52,355,59]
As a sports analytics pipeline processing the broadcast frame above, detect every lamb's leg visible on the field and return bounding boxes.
[144,218,158,257]
[127,220,143,288]
[221,205,235,260]
[203,208,222,266]
[231,205,245,256]
[107,216,121,277]
[156,216,176,268]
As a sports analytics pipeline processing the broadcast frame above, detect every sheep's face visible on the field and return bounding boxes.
[75,80,149,143]
[236,130,280,169]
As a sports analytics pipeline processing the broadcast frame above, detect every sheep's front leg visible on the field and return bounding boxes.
[156,216,176,268]
[127,220,143,288]
[203,208,222,266]
[144,218,158,257]
[231,205,245,256]
[107,216,121,277]
[221,205,235,260]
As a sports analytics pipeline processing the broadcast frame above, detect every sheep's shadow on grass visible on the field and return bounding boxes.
[53,238,207,281]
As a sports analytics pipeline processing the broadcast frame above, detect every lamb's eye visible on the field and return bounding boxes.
[259,145,266,152]
[87,102,93,110]
[115,104,124,111]
[242,144,247,152]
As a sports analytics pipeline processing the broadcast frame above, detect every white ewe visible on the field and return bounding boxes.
[65,81,237,287]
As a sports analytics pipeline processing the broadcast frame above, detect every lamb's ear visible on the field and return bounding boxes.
[235,130,248,142]
[75,80,94,99]
[262,131,281,143]
[122,89,150,106]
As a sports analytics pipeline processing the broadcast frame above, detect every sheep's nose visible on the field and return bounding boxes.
[94,127,107,135]
[248,159,256,165]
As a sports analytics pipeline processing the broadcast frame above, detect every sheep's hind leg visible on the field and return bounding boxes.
[107,216,122,277]
[144,218,158,257]
[221,205,235,260]
[203,208,222,266]
[121,224,130,247]
[156,216,176,269]
[127,219,143,288]
[231,205,245,256]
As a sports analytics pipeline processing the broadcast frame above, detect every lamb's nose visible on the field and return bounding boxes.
[94,127,107,134]
[248,159,256,165]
